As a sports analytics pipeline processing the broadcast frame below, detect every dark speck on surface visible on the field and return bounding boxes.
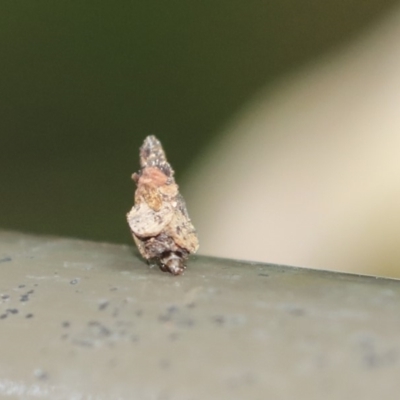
[72,339,93,348]
[6,308,18,314]
[1,295,10,300]
[20,295,29,302]
[115,320,133,328]
[177,317,195,328]
[212,315,225,325]
[112,308,119,318]
[34,369,48,381]
[88,321,111,337]
[168,332,179,341]
[70,279,79,285]
[159,306,178,322]
[0,314,7,319]
[158,313,171,323]
[26,290,34,295]
[258,273,269,277]
[0,257,12,263]
[135,309,143,317]
[18,284,26,289]
[62,321,70,328]
[131,334,139,343]
[287,307,305,316]
[98,301,109,311]
[159,359,170,369]
[26,313,34,318]
[360,341,398,369]
[167,305,179,314]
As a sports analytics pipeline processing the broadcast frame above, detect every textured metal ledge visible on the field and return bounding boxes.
[0,231,399,399]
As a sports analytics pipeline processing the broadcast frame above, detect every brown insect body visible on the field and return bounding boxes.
[127,136,199,275]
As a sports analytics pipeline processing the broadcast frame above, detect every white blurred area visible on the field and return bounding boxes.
[184,7,400,278]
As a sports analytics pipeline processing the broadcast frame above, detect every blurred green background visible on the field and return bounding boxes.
[0,1,397,244]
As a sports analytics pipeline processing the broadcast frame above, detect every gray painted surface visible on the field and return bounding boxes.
[0,231,399,399]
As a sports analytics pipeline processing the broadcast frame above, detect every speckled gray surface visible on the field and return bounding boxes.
[0,231,400,399]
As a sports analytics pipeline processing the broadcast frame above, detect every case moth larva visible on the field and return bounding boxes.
[127,135,199,275]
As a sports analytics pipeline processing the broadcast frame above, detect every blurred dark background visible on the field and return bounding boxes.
[0,1,397,244]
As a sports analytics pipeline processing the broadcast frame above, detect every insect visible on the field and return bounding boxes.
[127,135,199,275]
